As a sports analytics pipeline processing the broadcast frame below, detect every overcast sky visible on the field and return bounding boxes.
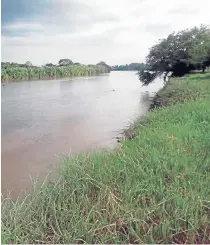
[1,0,209,66]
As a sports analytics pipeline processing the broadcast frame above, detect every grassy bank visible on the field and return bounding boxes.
[1,64,110,82]
[2,73,210,243]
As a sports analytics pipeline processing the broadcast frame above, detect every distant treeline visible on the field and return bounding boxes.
[1,59,149,82]
[1,60,111,82]
[112,63,146,71]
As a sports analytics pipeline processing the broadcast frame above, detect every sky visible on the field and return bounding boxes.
[1,0,210,66]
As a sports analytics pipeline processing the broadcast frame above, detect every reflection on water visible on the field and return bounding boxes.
[1,71,163,198]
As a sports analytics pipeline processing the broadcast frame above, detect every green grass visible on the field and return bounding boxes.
[1,73,210,244]
[150,72,210,109]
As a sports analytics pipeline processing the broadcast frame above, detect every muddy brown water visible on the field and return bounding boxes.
[1,71,163,199]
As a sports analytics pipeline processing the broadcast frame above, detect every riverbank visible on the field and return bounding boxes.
[2,72,210,243]
[1,64,110,82]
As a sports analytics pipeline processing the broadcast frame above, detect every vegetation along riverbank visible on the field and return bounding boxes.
[2,71,210,243]
[1,60,111,82]
[2,24,210,243]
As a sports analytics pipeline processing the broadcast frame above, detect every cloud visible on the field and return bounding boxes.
[3,22,44,33]
[168,6,198,15]
[1,0,210,65]
[143,23,172,36]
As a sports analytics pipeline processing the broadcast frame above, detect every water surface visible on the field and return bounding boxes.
[1,71,163,198]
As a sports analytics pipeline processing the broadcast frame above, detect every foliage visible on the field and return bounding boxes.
[2,72,210,243]
[58,59,73,66]
[1,62,111,82]
[25,61,33,67]
[112,63,146,71]
[1,62,32,69]
[139,25,210,85]
[189,29,210,69]
[97,61,112,72]
[45,63,55,67]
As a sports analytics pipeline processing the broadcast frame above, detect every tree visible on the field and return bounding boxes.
[58,59,73,66]
[25,61,33,67]
[97,61,107,66]
[45,63,55,67]
[112,63,146,71]
[96,61,112,72]
[189,29,210,72]
[139,25,210,85]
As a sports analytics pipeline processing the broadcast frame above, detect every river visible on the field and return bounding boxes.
[1,71,163,198]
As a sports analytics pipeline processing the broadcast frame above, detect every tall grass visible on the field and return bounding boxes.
[150,72,210,109]
[1,73,210,243]
[1,64,110,82]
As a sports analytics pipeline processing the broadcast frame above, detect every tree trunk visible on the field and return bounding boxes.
[163,71,169,82]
